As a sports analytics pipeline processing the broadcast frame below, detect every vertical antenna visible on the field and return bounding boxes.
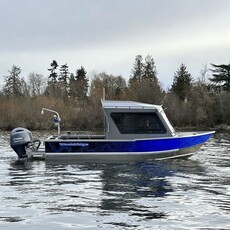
[102,87,106,136]
[103,87,105,100]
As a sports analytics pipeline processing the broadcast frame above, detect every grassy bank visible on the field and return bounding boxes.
[0,96,227,133]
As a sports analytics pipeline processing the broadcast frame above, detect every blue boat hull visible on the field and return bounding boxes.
[42,131,214,161]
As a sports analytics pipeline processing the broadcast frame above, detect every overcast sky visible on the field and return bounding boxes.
[1,0,230,89]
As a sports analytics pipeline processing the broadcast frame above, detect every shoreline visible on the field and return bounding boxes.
[1,124,229,133]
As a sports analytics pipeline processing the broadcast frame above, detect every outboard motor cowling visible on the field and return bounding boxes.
[10,127,33,159]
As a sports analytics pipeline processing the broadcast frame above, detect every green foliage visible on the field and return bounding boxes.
[210,63,230,91]
[1,58,230,130]
[58,64,69,98]
[3,65,24,98]
[46,60,60,97]
[48,60,59,84]
[171,63,193,101]
[69,66,88,103]
[129,55,163,104]
[143,55,158,82]
[129,55,144,83]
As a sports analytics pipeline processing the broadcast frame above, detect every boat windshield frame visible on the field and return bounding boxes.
[110,112,167,135]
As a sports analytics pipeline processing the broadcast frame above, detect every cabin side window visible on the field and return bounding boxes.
[111,112,167,134]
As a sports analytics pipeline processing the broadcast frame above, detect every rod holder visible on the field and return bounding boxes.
[41,108,61,135]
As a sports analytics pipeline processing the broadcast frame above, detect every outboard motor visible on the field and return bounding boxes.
[10,127,34,159]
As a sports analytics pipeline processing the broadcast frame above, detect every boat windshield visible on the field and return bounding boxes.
[111,112,167,134]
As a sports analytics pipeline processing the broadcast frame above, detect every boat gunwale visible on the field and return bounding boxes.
[44,131,215,143]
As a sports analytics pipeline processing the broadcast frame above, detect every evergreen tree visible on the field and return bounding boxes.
[128,54,162,104]
[69,73,75,97]
[69,66,88,102]
[143,55,157,82]
[129,55,144,84]
[46,60,60,96]
[3,65,23,98]
[48,60,59,84]
[171,63,193,101]
[58,63,69,98]
[75,66,88,101]
[210,63,230,91]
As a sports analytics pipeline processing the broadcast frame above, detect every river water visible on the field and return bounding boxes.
[0,131,230,229]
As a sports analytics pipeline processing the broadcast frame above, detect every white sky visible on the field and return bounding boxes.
[1,0,230,89]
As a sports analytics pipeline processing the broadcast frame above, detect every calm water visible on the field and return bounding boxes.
[0,131,230,230]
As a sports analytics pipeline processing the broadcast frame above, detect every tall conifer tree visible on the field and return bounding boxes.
[3,65,23,98]
[171,63,193,101]
[210,63,230,91]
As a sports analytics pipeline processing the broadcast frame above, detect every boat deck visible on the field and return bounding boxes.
[47,134,106,140]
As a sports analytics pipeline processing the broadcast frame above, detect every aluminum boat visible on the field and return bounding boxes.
[10,100,215,162]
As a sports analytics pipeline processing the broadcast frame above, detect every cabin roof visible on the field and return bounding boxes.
[101,100,162,110]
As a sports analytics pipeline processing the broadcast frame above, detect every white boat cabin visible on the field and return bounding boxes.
[102,100,176,140]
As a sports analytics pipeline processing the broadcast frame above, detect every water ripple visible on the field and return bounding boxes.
[0,132,230,229]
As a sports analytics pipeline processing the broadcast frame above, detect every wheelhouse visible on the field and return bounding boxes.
[101,100,176,140]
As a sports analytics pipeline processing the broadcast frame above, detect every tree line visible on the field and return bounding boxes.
[0,55,229,131]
